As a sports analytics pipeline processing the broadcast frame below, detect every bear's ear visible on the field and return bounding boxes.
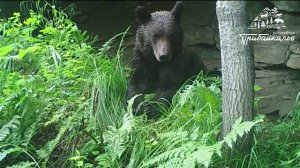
[171,1,183,23]
[136,6,151,24]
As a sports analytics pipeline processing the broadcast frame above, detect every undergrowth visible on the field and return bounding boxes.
[0,1,299,168]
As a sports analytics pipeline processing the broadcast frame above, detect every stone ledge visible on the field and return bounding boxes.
[255,70,300,115]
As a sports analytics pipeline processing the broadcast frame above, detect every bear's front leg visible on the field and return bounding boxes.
[155,89,175,106]
[126,81,149,116]
[125,64,153,116]
[148,88,175,118]
[147,65,181,118]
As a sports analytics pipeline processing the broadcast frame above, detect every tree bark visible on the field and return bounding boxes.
[216,1,254,152]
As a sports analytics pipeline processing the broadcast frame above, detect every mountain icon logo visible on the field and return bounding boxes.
[248,7,287,30]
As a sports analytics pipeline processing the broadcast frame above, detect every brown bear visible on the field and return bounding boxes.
[126,1,209,118]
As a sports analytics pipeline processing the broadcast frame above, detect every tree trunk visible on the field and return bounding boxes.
[216,1,254,152]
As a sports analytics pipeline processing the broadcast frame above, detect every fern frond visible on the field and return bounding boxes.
[5,161,35,168]
[36,109,83,163]
[0,115,21,142]
[143,115,264,168]
[222,115,264,149]
[102,96,137,161]
[143,144,192,168]
[192,145,215,168]
[178,83,195,107]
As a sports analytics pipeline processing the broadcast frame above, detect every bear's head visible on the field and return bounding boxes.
[135,1,183,63]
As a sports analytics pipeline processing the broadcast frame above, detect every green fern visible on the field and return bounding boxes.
[0,115,22,163]
[143,115,264,168]
[5,161,35,168]
[98,95,137,166]
[36,109,84,165]
[222,115,265,149]
[0,115,21,142]
[178,82,197,107]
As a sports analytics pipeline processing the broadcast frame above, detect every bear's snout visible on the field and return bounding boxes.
[153,38,172,63]
[159,54,169,62]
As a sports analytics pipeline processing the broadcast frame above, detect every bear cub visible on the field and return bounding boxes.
[126,1,209,118]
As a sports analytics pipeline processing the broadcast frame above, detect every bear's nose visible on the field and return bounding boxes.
[160,55,169,62]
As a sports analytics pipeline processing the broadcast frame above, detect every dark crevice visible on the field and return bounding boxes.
[254,63,291,70]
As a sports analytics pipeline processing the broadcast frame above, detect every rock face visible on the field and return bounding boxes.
[271,1,300,12]
[254,42,289,66]
[255,70,300,116]
[184,25,215,45]
[290,43,300,54]
[1,1,299,116]
[286,43,300,70]
[283,14,300,40]
[287,54,300,69]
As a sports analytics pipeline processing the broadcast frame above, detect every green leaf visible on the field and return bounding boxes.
[193,147,214,168]
[224,136,233,149]
[0,115,21,141]
[76,160,83,167]
[0,152,7,162]
[69,156,82,161]
[18,45,41,60]
[232,117,243,129]
[215,144,222,157]
[0,44,14,57]
[40,26,59,35]
[254,85,262,92]
[126,94,141,114]
[190,127,200,141]
[223,115,265,149]
[296,150,300,158]
[0,147,22,162]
